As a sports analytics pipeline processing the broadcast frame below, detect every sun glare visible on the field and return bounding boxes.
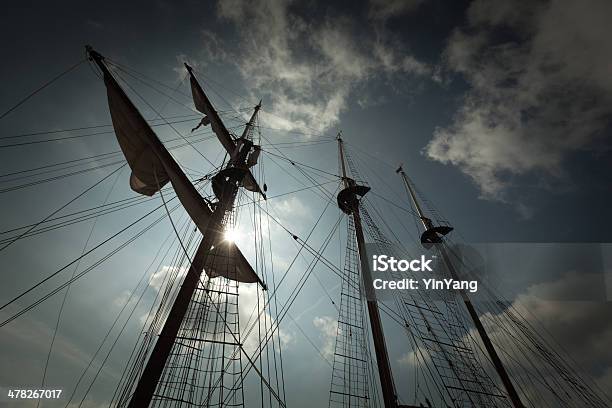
[223,228,240,243]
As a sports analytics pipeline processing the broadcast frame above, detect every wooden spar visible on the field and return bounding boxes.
[337,134,399,408]
[396,166,526,408]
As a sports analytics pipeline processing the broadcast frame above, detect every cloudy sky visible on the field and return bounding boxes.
[1,0,612,407]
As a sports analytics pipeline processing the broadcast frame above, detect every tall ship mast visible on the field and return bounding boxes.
[0,46,610,408]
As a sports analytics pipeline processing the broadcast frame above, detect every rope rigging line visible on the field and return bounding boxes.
[442,243,612,407]
[0,112,204,141]
[346,140,611,407]
[260,143,288,403]
[257,133,341,215]
[241,186,351,284]
[107,60,201,117]
[261,139,336,149]
[0,118,240,149]
[0,132,219,191]
[0,58,86,121]
[0,163,126,253]
[0,150,124,179]
[257,149,340,315]
[0,179,331,246]
[186,63,337,140]
[240,182,340,334]
[366,208,507,405]
[217,210,345,407]
[256,123,337,139]
[0,52,378,406]
[65,199,197,408]
[110,67,217,168]
[265,154,336,205]
[104,58,256,114]
[153,180,288,408]
[8,48,605,408]
[262,148,343,180]
[0,134,219,195]
[250,129,287,407]
[112,199,203,406]
[0,160,129,195]
[195,185,342,405]
[341,145,515,406]
[36,165,124,408]
[0,192,183,323]
[288,313,333,368]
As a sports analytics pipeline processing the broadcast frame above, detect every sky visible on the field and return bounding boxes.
[1,0,612,407]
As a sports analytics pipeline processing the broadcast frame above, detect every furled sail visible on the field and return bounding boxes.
[247,145,261,168]
[185,63,266,199]
[185,63,236,154]
[243,172,265,196]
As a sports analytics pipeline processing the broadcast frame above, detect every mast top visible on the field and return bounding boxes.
[396,165,453,247]
[85,45,103,61]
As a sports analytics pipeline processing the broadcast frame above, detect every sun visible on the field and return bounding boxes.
[223,228,240,243]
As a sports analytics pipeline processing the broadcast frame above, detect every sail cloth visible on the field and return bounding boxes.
[103,69,263,286]
[105,74,170,196]
[203,240,266,286]
[186,64,236,154]
[104,72,211,233]
[243,172,265,196]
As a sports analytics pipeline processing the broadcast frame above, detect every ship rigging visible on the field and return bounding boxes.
[0,46,610,408]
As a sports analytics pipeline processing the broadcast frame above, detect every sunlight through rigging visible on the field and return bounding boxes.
[223,228,240,243]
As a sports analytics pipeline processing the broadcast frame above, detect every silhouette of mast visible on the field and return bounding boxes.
[87,46,266,407]
[336,134,399,408]
[396,165,526,408]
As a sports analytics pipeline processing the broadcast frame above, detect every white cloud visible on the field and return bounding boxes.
[425,0,612,203]
[149,265,187,293]
[112,289,133,308]
[206,0,432,134]
[313,315,338,359]
[238,284,294,355]
[273,195,310,222]
[398,345,431,368]
[369,0,425,21]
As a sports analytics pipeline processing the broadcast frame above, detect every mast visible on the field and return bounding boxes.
[336,134,398,408]
[396,166,526,408]
[87,46,264,407]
